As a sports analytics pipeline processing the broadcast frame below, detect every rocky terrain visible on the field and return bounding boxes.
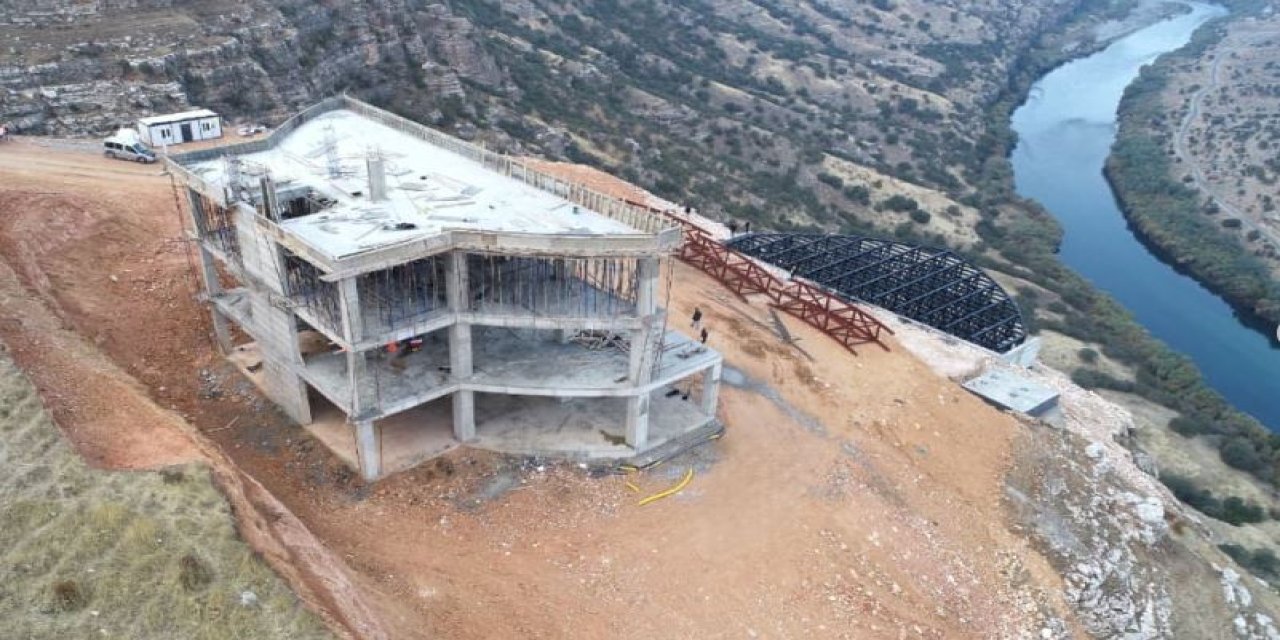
[1162,9,1280,265]
[0,0,1138,248]
[7,1,1280,637]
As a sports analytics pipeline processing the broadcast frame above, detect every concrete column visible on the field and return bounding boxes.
[449,323,475,441]
[445,252,475,441]
[625,258,664,451]
[261,360,312,424]
[636,257,659,316]
[338,278,364,345]
[629,326,652,382]
[625,393,650,450]
[353,419,382,481]
[445,251,469,312]
[338,278,376,417]
[188,189,232,354]
[451,388,475,442]
[701,362,722,417]
[197,244,232,354]
[629,256,662,385]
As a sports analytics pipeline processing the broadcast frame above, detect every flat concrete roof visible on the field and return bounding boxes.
[962,368,1059,416]
[138,109,219,126]
[183,109,640,261]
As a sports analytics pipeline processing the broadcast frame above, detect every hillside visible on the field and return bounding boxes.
[2,137,1280,637]
[0,343,329,637]
[1110,6,1280,326]
[1,0,1141,249]
[9,1,1280,635]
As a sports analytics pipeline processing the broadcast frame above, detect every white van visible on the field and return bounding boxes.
[103,128,156,163]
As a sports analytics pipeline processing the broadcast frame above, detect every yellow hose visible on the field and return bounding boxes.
[638,468,694,506]
[624,480,641,493]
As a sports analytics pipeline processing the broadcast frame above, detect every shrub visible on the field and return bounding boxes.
[178,554,214,592]
[1221,436,1266,473]
[1161,473,1215,508]
[1169,415,1207,437]
[842,184,871,204]
[52,580,87,612]
[1162,473,1267,526]
[817,172,844,189]
[909,209,932,224]
[1222,496,1266,525]
[879,194,919,212]
[1078,347,1099,364]
[1070,368,1135,392]
[1220,544,1280,582]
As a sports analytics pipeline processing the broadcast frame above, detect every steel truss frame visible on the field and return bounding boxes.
[664,220,891,353]
[728,234,1026,352]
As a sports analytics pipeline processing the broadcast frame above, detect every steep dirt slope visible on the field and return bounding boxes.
[0,344,331,639]
[3,139,1279,638]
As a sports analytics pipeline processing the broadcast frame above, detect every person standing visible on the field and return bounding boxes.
[691,307,703,330]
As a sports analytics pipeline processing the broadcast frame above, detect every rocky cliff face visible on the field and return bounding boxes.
[1,0,1099,230]
[0,0,501,135]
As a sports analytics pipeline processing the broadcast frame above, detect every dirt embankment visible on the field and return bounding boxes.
[0,138,384,640]
[2,138,1277,638]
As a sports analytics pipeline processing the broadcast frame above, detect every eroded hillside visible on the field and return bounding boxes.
[1,0,1141,248]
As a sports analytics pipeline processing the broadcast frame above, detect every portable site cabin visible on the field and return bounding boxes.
[136,109,222,146]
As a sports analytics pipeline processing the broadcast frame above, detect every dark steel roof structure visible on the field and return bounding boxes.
[727,234,1027,352]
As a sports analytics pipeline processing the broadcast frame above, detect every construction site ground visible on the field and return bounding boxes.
[0,137,1084,638]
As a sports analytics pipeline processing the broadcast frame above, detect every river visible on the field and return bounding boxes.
[1010,2,1280,430]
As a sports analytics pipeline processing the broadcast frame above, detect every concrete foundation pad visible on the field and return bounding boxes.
[470,390,711,459]
[963,368,1060,417]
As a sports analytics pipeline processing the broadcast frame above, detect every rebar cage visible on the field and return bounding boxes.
[465,254,641,318]
[190,192,242,265]
[358,256,448,331]
[283,251,342,334]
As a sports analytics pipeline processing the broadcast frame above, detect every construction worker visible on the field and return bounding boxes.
[700,328,709,344]
[691,307,703,331]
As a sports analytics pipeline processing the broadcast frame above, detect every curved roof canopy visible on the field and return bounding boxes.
[728,234,1027,352]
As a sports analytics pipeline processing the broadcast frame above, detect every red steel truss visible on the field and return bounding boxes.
[659,213,891,354]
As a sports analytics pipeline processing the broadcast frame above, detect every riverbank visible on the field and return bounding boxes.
[1108,11,1280,329]
[998,0,1280,554]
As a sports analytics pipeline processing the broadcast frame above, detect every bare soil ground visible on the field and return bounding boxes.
[0,137,1092,637]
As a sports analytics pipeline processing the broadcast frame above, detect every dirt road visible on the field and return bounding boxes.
[0,138,1078,638]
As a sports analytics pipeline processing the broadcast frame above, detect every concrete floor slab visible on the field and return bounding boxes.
[302,331,453,415]
[302,326,720,416]
[470,390,711,458]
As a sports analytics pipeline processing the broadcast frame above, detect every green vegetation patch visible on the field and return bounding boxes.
[1160,472,1268,526]
[0,349,331,640]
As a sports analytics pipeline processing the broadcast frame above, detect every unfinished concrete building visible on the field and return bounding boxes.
[167,97,722,480]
